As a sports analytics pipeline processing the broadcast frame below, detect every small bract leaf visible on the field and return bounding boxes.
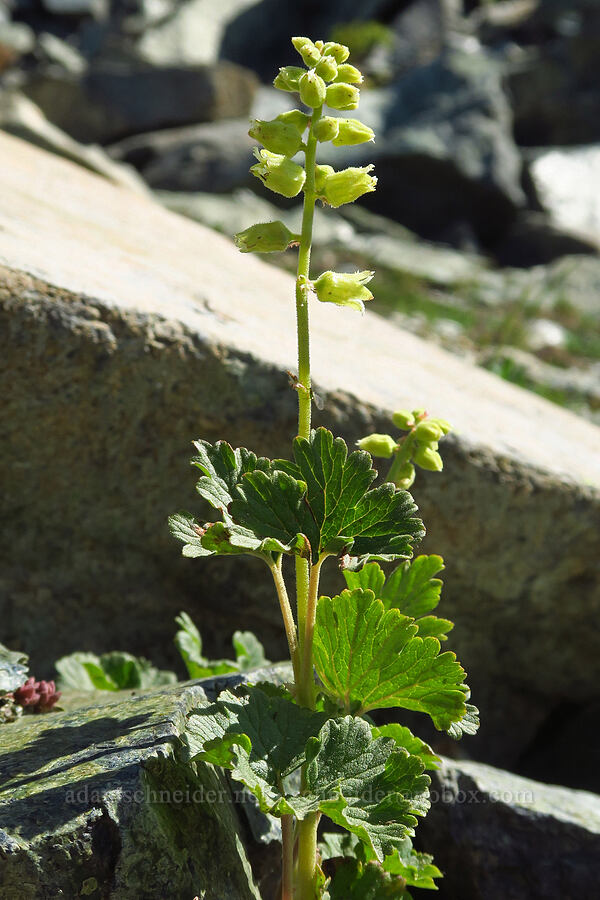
[313,588,467,727]
[235,220,298,253]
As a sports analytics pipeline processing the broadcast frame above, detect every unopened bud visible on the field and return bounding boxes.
[412,408,426,419]
[313,116,340,143]
[249,118,303,156]
[322,41,350,63]
[356,433,397,458]
[322,165,377,207]
[315,55,338,81]
[292,36,321,67]
[391,462,416,490]
[314,164,335,194]
[313,269,374,312]
[334,64,363,84]
[430,417,452,435]
[414,446,444,472]
[326,82,360,110]
[277,109,310,131]
[234,221,298,253]
[299,70,327,108]
[273,65,305,92]
[392,410,415,430]
[250,149,306,198]
[332,118,374,146]
[415,420,443,442]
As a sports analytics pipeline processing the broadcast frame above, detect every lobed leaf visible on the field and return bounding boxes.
[313,589,467,729]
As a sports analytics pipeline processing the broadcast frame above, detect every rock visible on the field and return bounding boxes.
[36,30,87,74]
[524,318,568,352]
[492,210,599,267]
[0,91,148,191]
[0,679,261,898]
[528,146,600,250]
[418,756,600,900]
[0,133,599,771]
[109,118,255,192]
[317,46,525,246]
[41,0,107,15]
[135,0,262,67]
[22,60,258,143]
[0,20,34,71]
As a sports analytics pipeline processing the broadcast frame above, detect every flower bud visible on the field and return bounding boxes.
[415,420,444,442]
[314,164,335,194]
[313,116,340,143]
[412,408,426,419]
[333,63,363,84]
[234,221,298,253]
[313,269,374,312]
[315,40,324,51]
[292,36,321,67]
[322,41,350,63]
[356,433,397,458]
[322,165,377,207]
[326,82,360,111]
[414,445,444,472]
[277,109,310,131]
[299,70,327,108]
[273,65,305,92]
[250,149,306,198]
[332,118,374,146]
[248,118,303,156]
[391,462,416,490]
[430,417,452,435]
[315,55,338,81]
[392,410,415,430]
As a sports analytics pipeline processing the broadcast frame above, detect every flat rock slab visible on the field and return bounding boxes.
[0,681,260,900]
[419,757,600,900]
[0,132,599,767]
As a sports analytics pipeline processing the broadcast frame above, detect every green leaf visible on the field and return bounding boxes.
[327,857,408,898]
[292,716,430,861]
[276,428,424,564]
[168,512,212,558]
[55,651,176,691]
[321,832,442,893]
[344,556,453,640]
[191,440,271,513]
[446,702,480,739]
[313,589,467,729]
[232,631,269,670]
[371,725,440,771]
[0,643,29,694]
[174,612,238,679]
[186,685,327,814]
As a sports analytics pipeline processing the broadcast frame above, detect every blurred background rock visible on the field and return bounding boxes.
[1,0,599,421]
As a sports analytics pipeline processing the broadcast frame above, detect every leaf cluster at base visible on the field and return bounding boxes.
[169,427,424,567]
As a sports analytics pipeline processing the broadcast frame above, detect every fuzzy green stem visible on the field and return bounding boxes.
[295,811,320,899]
[269,557,300,682]
[295,105,322,441]
[297,555,325,709]
[281,814,294,900]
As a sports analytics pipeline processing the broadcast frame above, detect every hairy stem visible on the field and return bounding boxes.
[386,430,416,484]
[281,814,294,900]
[295,812,320,899]
[295,104,322,441]
[269,557,300,682]
[297,555,325,709]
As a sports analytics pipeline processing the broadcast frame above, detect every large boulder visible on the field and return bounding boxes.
[0,132,599,772]
[418,756,600,900]
[0,680,262,898]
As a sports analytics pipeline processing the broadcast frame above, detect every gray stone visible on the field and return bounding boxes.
[529,145,600,250]
[0,20,34,71]
[0,91,148,191]
[109,117,255,192]
[0,680,261,899]
[418,756,600,900]
[0,133,599,771]
[22,60,258,144]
